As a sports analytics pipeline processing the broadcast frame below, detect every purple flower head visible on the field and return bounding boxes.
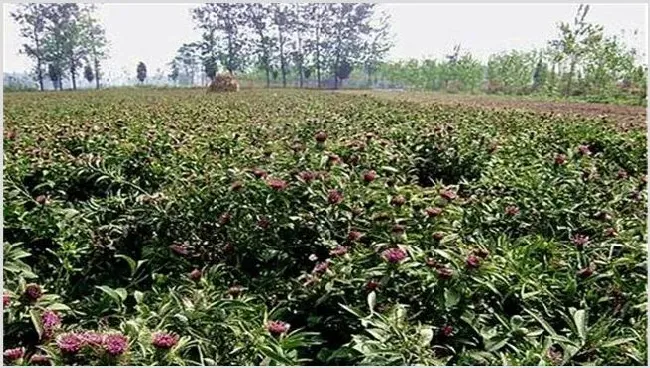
[3,293,10,308]
[329,246,348,257]
[466,254,481,269]
[267,178,288,191]
[391,195,406,207]
[29,354,51,365]
[363,170,377,183]
[327,190,343,205]
[189,269,202,281]
[25,283,42,301]
[315,131,327,143]
[42,310,61,330]
[79,331,104,346]
[347,230,363,242]
[578,145,591,155]
[440,325,454,337]
[56,333,84,354]
[440,189,457,201]
[170,243,189,256]
[382,247,407,264]
[571,234,589,249]
[266,320,290,335]
[425,207,443,217]
[299,171,316,183]
[3,347,25,362]
[103,333,128,356]
[436,266,454,280]
[505,205,520,216]
[152,332,179,349]
[312,260,330,274]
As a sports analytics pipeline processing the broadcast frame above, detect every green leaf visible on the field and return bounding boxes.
[115,254,136,276]
[444,288,460,308]
[46,303,70,311]
[30,309,44,340]
[601,337,635,348]
[418,326,434,346]
[134,291,144,304]
[485,335,510,352]
[367,291,376,314]
[572,309,587,341]
[115,288,128,301]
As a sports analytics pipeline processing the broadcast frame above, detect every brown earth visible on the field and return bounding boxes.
[338,90,647,131]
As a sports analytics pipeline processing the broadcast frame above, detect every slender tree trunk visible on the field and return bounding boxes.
[279,28,286,88]
[565,59,576,97]
[94,56,100,89]
[265,64,271,88]
[298,37,304,88]
[316,27,321,88]
[334,52,340,90]
[70,60,77,90]
[36,59,44,91]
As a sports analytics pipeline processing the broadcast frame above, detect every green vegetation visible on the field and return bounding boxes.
[3,89,647,365]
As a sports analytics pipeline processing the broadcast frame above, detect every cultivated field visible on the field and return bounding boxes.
[3,89,648,365]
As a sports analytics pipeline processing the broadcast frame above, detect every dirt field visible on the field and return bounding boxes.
[339,90,647,131]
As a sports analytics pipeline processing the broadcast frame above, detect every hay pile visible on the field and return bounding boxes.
[208,73,240,93]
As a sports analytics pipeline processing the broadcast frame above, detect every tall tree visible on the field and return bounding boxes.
[168,60,180,85]
[47,63,62,90]
[192,3,248,74]
[549,4,603,96]
[174,43,201,85]
[361,11,393,87]
[136,62,147,83]
[327,3,375,89]
[272,4,293,87]
[10,3,48,91]
[79,5,108,89]
[292,3,308,88]
[84,64,94,84]
[304,4,332,88]
[245,3,275,88]
[191,5,219,81]
[42,3,87,90]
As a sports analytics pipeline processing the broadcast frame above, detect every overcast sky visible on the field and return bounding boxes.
[3,3,647,79]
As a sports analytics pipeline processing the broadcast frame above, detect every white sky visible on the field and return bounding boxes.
[3,3,648,79]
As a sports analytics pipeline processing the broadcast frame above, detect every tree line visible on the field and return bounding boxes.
[353,5,647,103]
[10,3,108,91]
[167,3,391,89]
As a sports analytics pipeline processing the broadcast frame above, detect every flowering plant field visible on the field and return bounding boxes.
[3,89,647,365]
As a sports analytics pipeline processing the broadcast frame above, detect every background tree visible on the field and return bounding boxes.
[136,61,147,83]
[361,11,393,87]
[47,63,62,90]
[168,60,180,85]
[84,64,94,84]
[79,5,108,89]
[245,3,275,88]
[327,3,375,89]
[191,5,219,81]
[303,3,332,88]
[10,3,48,91]
[272,3,293,87]
[173,44,201,86]
[549,4,603,96]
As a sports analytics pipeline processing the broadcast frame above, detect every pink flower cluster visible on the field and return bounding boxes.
[266,320,290,335]
[152,332,180,349]
[56,331,128,356]
[3,347,25,362]
[381,247,407,264]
